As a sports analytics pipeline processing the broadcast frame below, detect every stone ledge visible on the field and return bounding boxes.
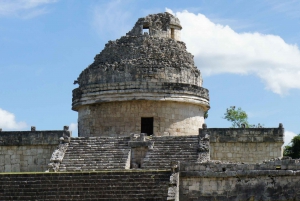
[180,160,300,172]
[128,141,153,148]
[200,128,284,143]
[72,91,209,111]
[180,170,299,178]
[72,82,209,111]
[0,131,71,146]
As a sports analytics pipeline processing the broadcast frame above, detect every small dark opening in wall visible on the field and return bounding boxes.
[141,117,153,135]
[222,167,226,172]
[143,25,149,34]
[138,163,141,168]
[171,28,175,39]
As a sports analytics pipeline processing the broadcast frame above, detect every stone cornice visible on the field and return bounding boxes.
[72,82,209,111]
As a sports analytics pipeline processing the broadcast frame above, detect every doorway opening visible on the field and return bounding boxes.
[141,117,153,135]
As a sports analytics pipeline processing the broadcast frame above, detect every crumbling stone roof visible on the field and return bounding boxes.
[76,12,201,87]
[77,35,200,86]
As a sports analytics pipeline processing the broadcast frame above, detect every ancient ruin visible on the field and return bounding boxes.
[1,12,299,201]
[73,12,209,137]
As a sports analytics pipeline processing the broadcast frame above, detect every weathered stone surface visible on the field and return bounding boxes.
[127,12,182,40]
[0,145,56,172]
[0,130,70,172]
[0,170,171,201]
[75,13,200,89]
[0,130,71,146]
[201,127,284,163]
[47,136,70,172]
[179,160,300,201]
[58,137,131,171]
[78,101,205,137]
[141,136,200,169]
[206,127,284,143]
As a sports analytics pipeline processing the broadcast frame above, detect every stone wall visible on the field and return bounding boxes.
[78,100,204,137]
[179,160,300,201]
[0,145,56,172]
[200,127,284,163]
[210,142,283,163]
[0,130,70,172]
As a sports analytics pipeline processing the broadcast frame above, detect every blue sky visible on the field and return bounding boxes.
[0,0,299,145]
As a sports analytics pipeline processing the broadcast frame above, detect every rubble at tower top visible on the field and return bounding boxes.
[127,12,182,40]
[76,12,203,88]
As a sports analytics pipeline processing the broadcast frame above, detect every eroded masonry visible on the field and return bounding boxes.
[1,12,299,201]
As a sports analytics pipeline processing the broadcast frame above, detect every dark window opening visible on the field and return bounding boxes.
[141,117,153,135]
[143,24,149,34]
[171,28,175,39]
[143,28,149,34]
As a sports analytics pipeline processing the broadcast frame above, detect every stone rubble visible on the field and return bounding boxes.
[47,136,70,172]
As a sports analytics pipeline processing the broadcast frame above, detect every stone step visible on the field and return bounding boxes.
[59,137,131,171]
[142,136,199,169]
[0,170,171,201]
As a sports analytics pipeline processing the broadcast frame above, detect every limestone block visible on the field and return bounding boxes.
[11,164,20,172]
[0,155,4,164]
[4,164,11,172]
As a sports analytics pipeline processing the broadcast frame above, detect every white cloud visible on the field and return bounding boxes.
[0,108,27,130]
[69,122,78,137]
[0,0,58,18]
[169,9,300,95]
[284,130,298,146]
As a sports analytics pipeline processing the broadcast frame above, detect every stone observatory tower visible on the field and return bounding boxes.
[72,12,210,137]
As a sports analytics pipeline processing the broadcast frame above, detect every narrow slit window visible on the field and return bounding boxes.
[171,28,175,39]
[141,117,153,135]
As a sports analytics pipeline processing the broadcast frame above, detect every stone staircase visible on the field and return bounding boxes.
[59,137,131,171]
[0,170,171,200]
[142,136,199,169]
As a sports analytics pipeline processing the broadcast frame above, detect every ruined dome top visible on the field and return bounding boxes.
[127,12,182,38]
[76,12,201,87]
[76,35,202,86]
[72,12,209,111]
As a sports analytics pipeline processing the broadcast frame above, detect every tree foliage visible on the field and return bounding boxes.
[204,111,208,119]
[223,106,251,128]
[284,134,300,159]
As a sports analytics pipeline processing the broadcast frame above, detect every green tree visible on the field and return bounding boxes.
[223,106,251,128]
[204,111,208,119]
[283,134,300,159]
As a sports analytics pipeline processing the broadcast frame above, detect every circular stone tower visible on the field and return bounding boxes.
[72,12,210,137]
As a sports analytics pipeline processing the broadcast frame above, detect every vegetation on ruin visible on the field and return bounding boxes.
[284,134,300,159]
[204,111,208,119]
[223,106,264,128]
[223,106,251,128]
